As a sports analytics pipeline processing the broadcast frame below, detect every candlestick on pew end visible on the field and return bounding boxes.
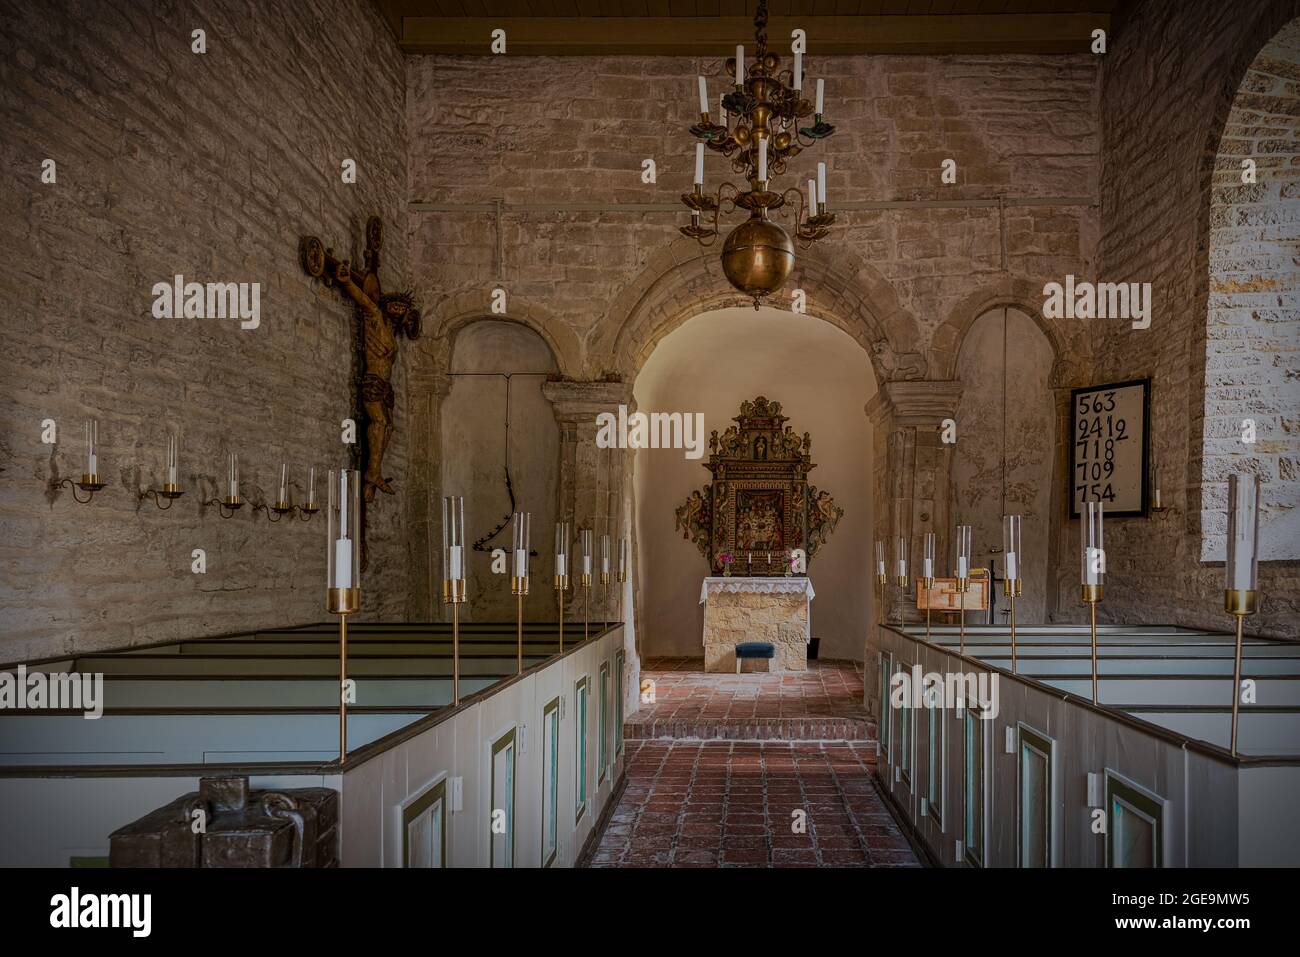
[1003,515,1023,674]
[443,495,468,705]
[1225,475,1260,757]
[1080,502,1105,704]
[555,521,570,652]
[327,470,361,764]
[955,525,972,655]
[922,532,936,643]
[512,511,531,674]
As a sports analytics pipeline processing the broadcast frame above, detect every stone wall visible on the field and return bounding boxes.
[1094,0,1300,638]
[0,0,411,661]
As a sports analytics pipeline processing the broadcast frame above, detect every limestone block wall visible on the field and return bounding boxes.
[702,590,809,674]
[1093,0,1300,638]
[0,0,411,661]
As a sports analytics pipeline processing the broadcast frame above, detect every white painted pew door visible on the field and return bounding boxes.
[542,697,560,867]
[491,728,517,868]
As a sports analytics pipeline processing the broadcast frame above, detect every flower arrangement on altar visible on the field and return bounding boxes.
[719,551,735,576]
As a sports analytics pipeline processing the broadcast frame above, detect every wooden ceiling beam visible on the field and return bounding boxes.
[395,13,1109,55]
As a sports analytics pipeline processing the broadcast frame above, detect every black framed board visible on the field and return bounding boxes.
[1069,378,1150,518]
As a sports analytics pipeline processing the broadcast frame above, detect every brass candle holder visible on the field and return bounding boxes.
[921,532,936,643]
[955,525,972,655]
[1004,515,1022,674]
[512,511,530,675]
[617,535,628,624]
[554,521,570,653]
[600,533,611,629]
[579,529,593,642]
[205,452,244,518]
[54,418,105,504]
[1081,501,1105,705]
[1225,475,1260,757]
[328,469,361,764]
[443,495,467,707]
[894,535,909,627]
[141,483,185,510]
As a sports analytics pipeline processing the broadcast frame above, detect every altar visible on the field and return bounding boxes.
[699,576,815,673]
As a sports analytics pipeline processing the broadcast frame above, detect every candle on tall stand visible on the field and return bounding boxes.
[1003,515,1023,673]
[894,535,909,626]
[555,521,570,651]
[922,532,936,642]
[512,511,531,675]
[580,528,593,641]
[1225,475,1260,756]
[875,539,888,641]
[442,495,467,706]
[617,535,628,623]
[600,533,611,629]
[1081,501,1105,704]
[327,469,361,763]
[955,524,972,654]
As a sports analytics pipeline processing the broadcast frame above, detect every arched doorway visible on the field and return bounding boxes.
[631,306,878,661]
[1199,16,1300,562]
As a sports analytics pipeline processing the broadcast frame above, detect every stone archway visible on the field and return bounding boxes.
[589,235,923,386]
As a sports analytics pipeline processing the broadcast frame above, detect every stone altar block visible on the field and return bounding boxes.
[699,576,815,673]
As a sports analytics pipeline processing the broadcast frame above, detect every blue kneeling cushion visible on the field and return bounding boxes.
[735,641,776,659]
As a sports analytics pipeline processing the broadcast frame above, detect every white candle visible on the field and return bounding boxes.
[758,138,767,182]
[86,420,97,476]
[815,78,824,114]
[793,51,802,91]
[335,537,353,589]
[450,544,463,580]
[230,453,239,499]
[516,548,527,574]
[167,434,177,485]
[736,46,744,86]
[1084,548,1103,585]
[877,559,887,577]
[923,557,933,579]
[279,463,287,502]
[957,556,969,578]
[583,554,592,575]
[695,142,704,186]
[897,559,907,578]
[557,553,566,577]
[817,162,827,205]
[697,75,708,114]
[808,178,817,213]
[307,467,316,507]
[1006,551,1018,579]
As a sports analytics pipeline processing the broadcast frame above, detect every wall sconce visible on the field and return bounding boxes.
[204,452,244,518]
[1148,460,1176,519]
[52,419,106,504]
[252,462,293,522]
[295,467,320,521]
[140,433,185,510]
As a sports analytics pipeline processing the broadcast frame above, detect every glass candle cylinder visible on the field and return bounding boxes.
[601,533,611,580]
[1003,514,1022,588]
[922,532,935,585]
[1225,475,1260,612]
[875,540,887,584]
[443,495,466,602]
[327,469,360,613]
[512,511,530,579]
[555,521,569,585]
[278,463,288,505]
[228,452,240,501]
[894,534,909,586]
[85,419,98,480]
[955,524,972,588]
[580,529,593,583]
[1081,501,1105,591]
[166,434,178,487]
[1152,460,1163,510]
[618,536,627,582]
[307,467,316,508]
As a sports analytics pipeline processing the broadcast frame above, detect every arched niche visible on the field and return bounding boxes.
[950,306,1057,624]
[442,319,560,621]
[1199,16,1300,562]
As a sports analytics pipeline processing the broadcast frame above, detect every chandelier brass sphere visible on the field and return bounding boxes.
[680,0,837,307]
[721,215,794,301]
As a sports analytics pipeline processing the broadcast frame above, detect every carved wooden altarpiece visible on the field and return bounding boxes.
[675,397,843,575]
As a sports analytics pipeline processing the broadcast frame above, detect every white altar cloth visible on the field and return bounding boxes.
[698,576,816,604]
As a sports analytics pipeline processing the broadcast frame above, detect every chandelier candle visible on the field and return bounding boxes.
[1004,514,1023,673]
[1081,501,1105,704]
[681,0,836,304]
[695,143,705,188]
[956,524,972,654]
[697,75,708,116]
[1226,474,1261,755]
[815,78,824,115]
[327,469,361,763]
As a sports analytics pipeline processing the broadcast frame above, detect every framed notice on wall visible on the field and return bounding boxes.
[1069,378,1150,518]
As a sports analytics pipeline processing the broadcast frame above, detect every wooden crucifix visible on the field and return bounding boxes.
[299,217,420,505]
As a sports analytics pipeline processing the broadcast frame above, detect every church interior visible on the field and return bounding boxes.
[1,0,1299,884]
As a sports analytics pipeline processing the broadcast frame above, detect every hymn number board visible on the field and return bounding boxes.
[1069,378,1150,518]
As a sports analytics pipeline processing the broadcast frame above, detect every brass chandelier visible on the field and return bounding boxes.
[682,0,836,307]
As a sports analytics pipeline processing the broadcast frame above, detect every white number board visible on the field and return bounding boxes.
[1070,379,1149,518]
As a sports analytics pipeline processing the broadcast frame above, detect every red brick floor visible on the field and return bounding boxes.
[625,657,873,741]
[585,741,919,868]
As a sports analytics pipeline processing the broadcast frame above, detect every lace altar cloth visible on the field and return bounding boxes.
[699,576,816,603]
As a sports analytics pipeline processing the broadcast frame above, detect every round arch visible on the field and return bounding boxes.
[424,293,582,379]
[930,277,1076,382]
[589,235,921,384]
